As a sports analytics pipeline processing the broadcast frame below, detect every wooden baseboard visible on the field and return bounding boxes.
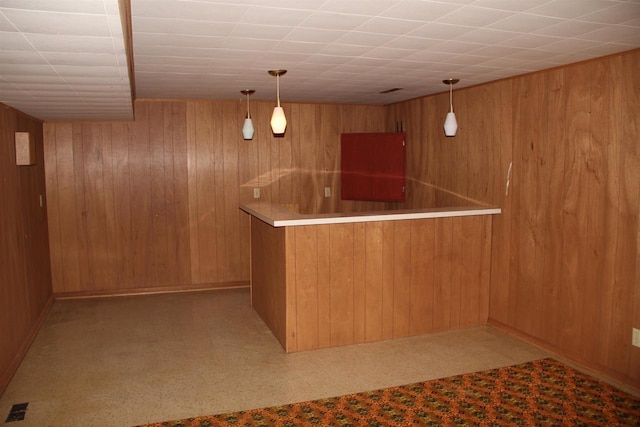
[0,294,55,397]
[488,319,640,397]
[54,281,250,300]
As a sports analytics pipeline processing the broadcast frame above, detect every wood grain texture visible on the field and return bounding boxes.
[384,49,640,389]
[249,216,287,349]
[257,216,492,352]
[44,100,384,295]
[0,104,53,395]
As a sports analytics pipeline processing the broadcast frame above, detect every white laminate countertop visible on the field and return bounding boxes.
[239,202,501,227]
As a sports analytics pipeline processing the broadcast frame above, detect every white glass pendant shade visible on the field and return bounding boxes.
[442,78,460,137]
[242,117,254,140]
[240,89,255,140]
[268,70,287,135]
[270,106,287,134]
[444,112,458,137]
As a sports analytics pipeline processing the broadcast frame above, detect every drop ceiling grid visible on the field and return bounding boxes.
[130,0,640,104]
[1,0,639,119]
[0,0,132,120]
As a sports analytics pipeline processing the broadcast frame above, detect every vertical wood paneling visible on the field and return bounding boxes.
[558,63,591,357]
[364,222,384,342]
[72,124,91,289]
[111,122,135,287]
[1,105,52,395]
[316,225,331,348]
[353,222,367,344]
[284,227,298,352]
[385,49,639,388]
[619,52,640,381]
[186,102,201,284]
[130,104,152,286]
[149,102,170,285]
[329,224,355,346]
[250,216,287,348]
[540,69,566,349]
[101,125,118,289]
[392,221,411,337]
[511,73,546,337]
[409,220,435,336]
[381,222,395,340]
[433,218,452,331]
[294,226,319,351]
[44,124,63,290]
[582,60,609,361]
[609,52,639,376]
[268,217,492,352]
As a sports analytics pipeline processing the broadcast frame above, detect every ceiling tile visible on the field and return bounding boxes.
[40,52,121,67]
[382,36,441,50]
[527,0,616,19]
[239,6,309,26]
[363,46,417,60]
[273,40,325,54]
[577,25,640,44]
[452,28,518,44]
[2,9,112,36]
[470,0,551,12]
[355,17,425,35]
[319,0,401,15]
[488,13,563,33]
[25,34,120,54]
[0,31,33,50]
[533,20,606,37]
[319,43,373,57]
[284,27,346,43]
[0,0,108,14]
[334,31,397,47]
[230,24,293,40]
[383,0,461,21]
[497,34,559,49]
[435,5,513,27]
[0,63,57,76]
[2,0,640,120]
[409,22,476,40]
[299,12,371,31]
[0,10,16,31]
[577,2,640,24]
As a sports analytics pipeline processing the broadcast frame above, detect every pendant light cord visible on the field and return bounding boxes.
[449,83,454,113]
[246,92,251,118]
[276,75,281,107]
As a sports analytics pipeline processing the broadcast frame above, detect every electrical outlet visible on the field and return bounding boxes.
[324,187,331,197]
[253,188,260,199]
[633,328,640,348]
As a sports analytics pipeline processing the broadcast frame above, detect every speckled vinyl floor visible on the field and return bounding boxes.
[0,288,549,427]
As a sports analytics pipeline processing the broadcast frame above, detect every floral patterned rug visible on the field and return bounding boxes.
[137,358,640,426]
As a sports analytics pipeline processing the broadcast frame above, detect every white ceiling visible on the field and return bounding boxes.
[0,0,132,120]
[1,0,639,121]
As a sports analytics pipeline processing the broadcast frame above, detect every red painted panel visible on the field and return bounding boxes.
[341,132,406,202]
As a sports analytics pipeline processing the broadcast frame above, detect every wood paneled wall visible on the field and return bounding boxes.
[251,215,492,352]
[385,49,640,389]
[0,105,53,395]
[44,100,384,294]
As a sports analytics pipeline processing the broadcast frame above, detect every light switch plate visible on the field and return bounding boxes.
[253,188,260,199]
[633,328,640,348]
[324,187,331,197]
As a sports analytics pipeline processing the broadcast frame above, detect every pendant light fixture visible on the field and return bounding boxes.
[443,78,459,137]
[268,69,287,135]
[240,89,255,140]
